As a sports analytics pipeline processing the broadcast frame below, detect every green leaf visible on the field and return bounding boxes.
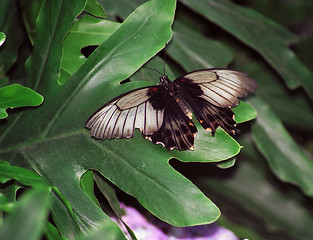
[215,157,236,169]
[94,172,124,218]
[180,0,313,98]
[49,175,125,239]
[50,189,126,240]
[248,0,313,27]
[174,127,241,163]
[97,0,141,19]
[130,56,176,82]
[1,0,125,236]
[217,215,263,240]
[0,0,24,73]
[0,84,44,119]
[25,0,86,89]
[19,0,44,45]
[2,0,313,238]
[80,170,100,207]
[233,101,257,124]
[94,173,136,239]
[0,0,87,144]
[0,0,221,229]
[0,175,18,208]
[76,222,126,240]
[235,60,313,130]
[248,96,313,197]
[0,32,5,46]
[174,101,256,165]
[24,130,221,226]
[99,0,234,70]
[0,66,9,88]
[85,0,106,18]
[49,191,82,238]
[0,160,47,187]
[0,0,262,227]
[60,15,120,84]
[0,192,16,213]
[44,222,65,240]
[0,187,51,240]
[201,159,313,239]
[168,20,233,70]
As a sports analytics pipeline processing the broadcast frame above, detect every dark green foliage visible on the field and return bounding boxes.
[0,0,313,239]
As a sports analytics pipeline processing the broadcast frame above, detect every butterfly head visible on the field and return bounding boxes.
[160,75,171,84]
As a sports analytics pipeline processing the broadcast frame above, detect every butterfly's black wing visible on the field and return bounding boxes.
[145,95,197,151]
[174,69,258,135]
[85,86,166,140]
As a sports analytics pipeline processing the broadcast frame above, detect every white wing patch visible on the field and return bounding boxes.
[185,69,258,108]
[85,89,164,140]
[116,88,150,109]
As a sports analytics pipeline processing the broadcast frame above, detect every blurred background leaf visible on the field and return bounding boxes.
[0,186,51,240]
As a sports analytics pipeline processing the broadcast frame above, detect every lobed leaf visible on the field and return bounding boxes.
[60,15,120,84]
[0,84,43,119]
[0,0,224,228]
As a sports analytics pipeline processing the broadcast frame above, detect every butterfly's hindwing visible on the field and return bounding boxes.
[175,69,257,135]
[145,95,197,151]
[85,86,165,140]
[191,98,236,135]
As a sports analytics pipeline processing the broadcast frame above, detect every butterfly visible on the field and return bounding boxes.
[85,68,257,151]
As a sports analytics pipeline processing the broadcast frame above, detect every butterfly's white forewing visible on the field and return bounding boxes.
[181,69,258,108]
[86,87,164,140]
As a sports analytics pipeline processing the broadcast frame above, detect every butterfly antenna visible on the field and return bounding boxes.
[142,44,168,76]
[163,43,168,75]
[143,67,163,76]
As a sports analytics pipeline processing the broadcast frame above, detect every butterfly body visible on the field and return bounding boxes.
[85,68,257,151]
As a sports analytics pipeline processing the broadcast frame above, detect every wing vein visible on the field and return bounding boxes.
[121,109,130,137]
[210,82,238,98]
[174,116,191,148]
[102,107,118,138]
[217,80,243,95]
[201,84,234,105]
[144,101,147,134]
[168,117,179,149]
[110,110,122,139]
[132,106,139,134]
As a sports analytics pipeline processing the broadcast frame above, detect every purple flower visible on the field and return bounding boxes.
[113,204,238,240]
